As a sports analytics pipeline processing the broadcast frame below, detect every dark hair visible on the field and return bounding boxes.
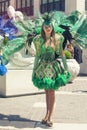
[41,23,55,43]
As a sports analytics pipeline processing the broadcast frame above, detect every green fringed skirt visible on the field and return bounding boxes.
[32,60,71,90]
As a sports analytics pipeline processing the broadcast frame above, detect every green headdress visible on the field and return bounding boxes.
[42,12,54,26]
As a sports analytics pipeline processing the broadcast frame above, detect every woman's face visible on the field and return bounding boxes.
[43,24,53,35]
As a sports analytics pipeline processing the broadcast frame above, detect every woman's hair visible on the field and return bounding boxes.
[41,23,55,43]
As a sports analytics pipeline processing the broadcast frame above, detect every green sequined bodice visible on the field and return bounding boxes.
[40,45,55,62]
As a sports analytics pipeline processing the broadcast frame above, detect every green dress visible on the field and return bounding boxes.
[32,34,71,90]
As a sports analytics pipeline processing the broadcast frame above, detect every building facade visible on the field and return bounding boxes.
[85,0,87,10]
[0,0,87,17]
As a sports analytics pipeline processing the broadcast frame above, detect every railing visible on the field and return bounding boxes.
[0,0,10,16]
[16,6,33,16]
[0,0,34,17]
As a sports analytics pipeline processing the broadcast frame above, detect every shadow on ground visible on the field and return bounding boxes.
[0,114,40,129]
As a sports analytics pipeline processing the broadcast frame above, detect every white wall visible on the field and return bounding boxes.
[76,0,85,13]
[34,0,40,17]
[65,0,76,14]
[80,49,87,74]
[65,0,85,14]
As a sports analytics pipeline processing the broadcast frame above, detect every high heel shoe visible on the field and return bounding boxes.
[41,119,47,124]
[46,120,53,127]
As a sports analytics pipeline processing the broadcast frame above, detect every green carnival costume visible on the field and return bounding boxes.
[32,34,71,90]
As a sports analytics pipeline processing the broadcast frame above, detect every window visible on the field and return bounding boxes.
[22,0,25,8]
[16,0,34,16]
[40,0,65,13]
[0,0,6,1]
[43,0,47,4]
[27,0,30,6]
[49,0,54,3]
[16,0,21,8]
[0,0,10,15]
[54,0,60,1]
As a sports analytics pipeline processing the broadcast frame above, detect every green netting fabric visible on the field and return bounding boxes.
[13,20,34,36]
[32,72,71,90]
[71,14,87,48]
[66,10,81,25]
[2,37,25,64]
[49,11,87,48]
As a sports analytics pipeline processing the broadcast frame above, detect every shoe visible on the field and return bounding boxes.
[41,119,47,124]
[46,120,53,127]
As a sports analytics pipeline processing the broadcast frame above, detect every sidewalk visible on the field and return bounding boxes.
[0,123,87,130]
[0,76,87,130]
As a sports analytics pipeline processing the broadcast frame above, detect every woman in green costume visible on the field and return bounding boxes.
[32,13,71,127]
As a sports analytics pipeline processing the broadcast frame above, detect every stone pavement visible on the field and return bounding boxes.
[0,76,87,130]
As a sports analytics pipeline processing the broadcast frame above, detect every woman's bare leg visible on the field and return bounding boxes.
[43,90,50,121]
[47,90,55,122]
[42,89,55,127]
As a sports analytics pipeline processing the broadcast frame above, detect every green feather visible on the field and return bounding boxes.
[42,12,54,25]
